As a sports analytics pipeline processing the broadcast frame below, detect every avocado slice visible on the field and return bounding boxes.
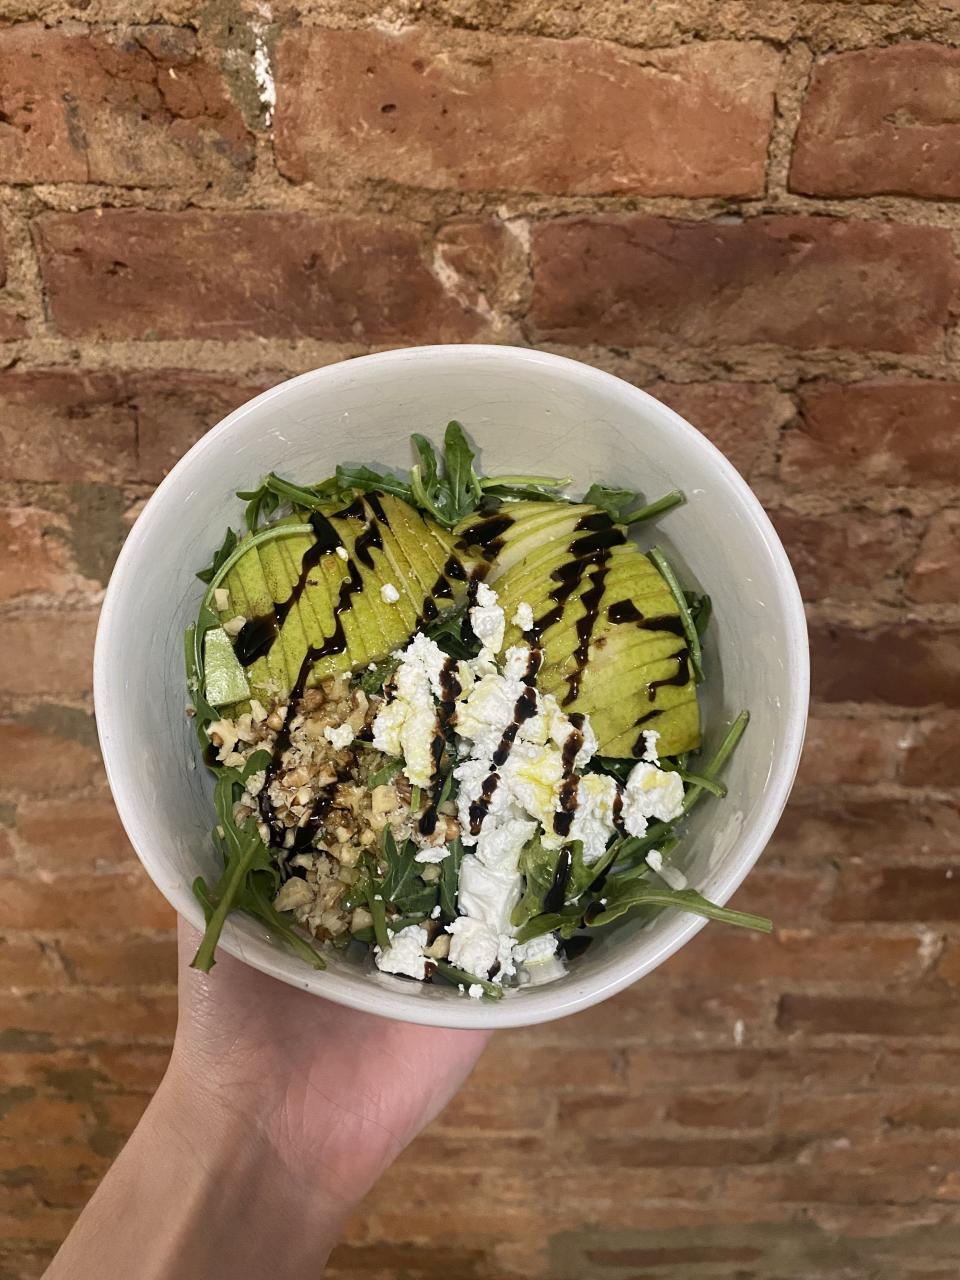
[473,501,702,757]
[219,494,471,701]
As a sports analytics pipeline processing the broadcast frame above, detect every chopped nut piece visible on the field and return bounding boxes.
[274,878,315,912]
[213,587,231,612]
[371,784,398,815]
[351,906,374,931]
[266,708,287,732]
[424,933,451,959]
[223,615,247,637]
[420,863,441,883]
[250,698,268,723]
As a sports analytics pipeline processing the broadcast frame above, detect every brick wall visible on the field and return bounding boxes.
[2,4,959,1278]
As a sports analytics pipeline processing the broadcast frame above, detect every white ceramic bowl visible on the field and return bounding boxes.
[94,345,808,1029]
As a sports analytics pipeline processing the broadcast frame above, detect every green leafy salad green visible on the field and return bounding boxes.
[185,423,770,997]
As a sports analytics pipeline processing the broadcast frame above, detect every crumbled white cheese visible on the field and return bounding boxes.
[468,984,485,999]
[430,904,442,919]
[335,545,349,560]
[447,916,499,976]
[374,925,428,980]
[470,581,505,654]
[512,601,534,632]
[380,582,401,604]
[371,634,448,787]
[645,848,663,873]
[323,723,355,750]
[458,854,522,934]
[621,761,685,837]
[513,933,567,985]
[414,844,450,864]
[641,730,660,763]
[566,771,619,864]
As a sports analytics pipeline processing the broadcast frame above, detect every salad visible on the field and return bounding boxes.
[185,424,770,998]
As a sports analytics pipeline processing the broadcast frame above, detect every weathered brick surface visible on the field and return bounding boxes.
[276,30,779,197]
[783,381,960,487]
[811,623,960,708]
[35,211,506,342]
[791,44,960,199]
[0,26,252,186]
[643,381,792,480]
[531,216,956,353]
[3,7,960,1277]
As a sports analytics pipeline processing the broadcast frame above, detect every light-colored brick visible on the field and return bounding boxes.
[276,30,779,197]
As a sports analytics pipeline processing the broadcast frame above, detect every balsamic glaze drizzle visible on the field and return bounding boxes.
[543,847,573,913]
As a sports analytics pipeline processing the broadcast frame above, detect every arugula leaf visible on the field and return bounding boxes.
[439,837,464,923]
[443,420,483,520]
[196,527,238,584]
[586,883,771,933]
[359,655,400,695]
[583,483,643,522]
[682,711,749,814]
[623,490,685,525]
[434,960,504,1000]
[335,463,413,502]
[648,545,704,683]
[378,829,438,917]
[368,757,403,788]
[425,605,479,660]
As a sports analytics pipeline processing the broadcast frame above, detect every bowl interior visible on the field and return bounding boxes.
[95,346,807,1028]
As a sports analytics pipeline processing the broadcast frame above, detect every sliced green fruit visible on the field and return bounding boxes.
[203,627,251,706]
[220,493,473,700]
[463,501,701,757]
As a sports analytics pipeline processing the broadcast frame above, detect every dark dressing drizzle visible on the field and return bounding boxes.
[468,772,501,837]
[543,847,573,913]
[561,935,594,960]
[608,599,685,636]
[468,649,543,836]
[455,513,515,559]
[646,650,690,701]
[234,512,345,666]
[419,657,463,837]
[553,713,585,837]
[562,561,610,706]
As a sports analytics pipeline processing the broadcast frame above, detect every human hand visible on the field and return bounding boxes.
[170,920,491,1209]
[46,923,489,1280]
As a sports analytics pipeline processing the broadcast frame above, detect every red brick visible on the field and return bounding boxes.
[35,211,504,342]
[531,215,956,353]
[276,29,778,197]
[777,991,959,1037]
[831,865,960,922]
[0,719,102,798]
[0,937,63,990]
[665,928,927,983]
[875,1048,960,1085]
[0,506,98,603]
[768,799,960,866]
[55,933,176,988]
[0,988,177,1042]
[434,1087,553,1135]
[134,372,279,482]
[796,716,904,787]
[811,623,960,708]
[542,978,775,1046]
[0,26,251,186]
[725,866,833,926]
[91,1045,170,1092]
[643,381,792,481]
[887,1094,960,1130]
[665,1089,770,1129]
[1,1093,95,1141]
[899,713,960,789]
[936,942,960,989]
[770,508,914,603]
[16,793,135,873]
[626,1047,875,1089]
[1,612,99,697]
[791,44,960,199]
[784,381,960,487]
[0,308,27,341]
[471,1039,621,1090]
[0,371,137,483]
[0,873,174,933]
[908,510,960,604]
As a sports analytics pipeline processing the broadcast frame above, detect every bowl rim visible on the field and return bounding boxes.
[94,343,809,1029]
